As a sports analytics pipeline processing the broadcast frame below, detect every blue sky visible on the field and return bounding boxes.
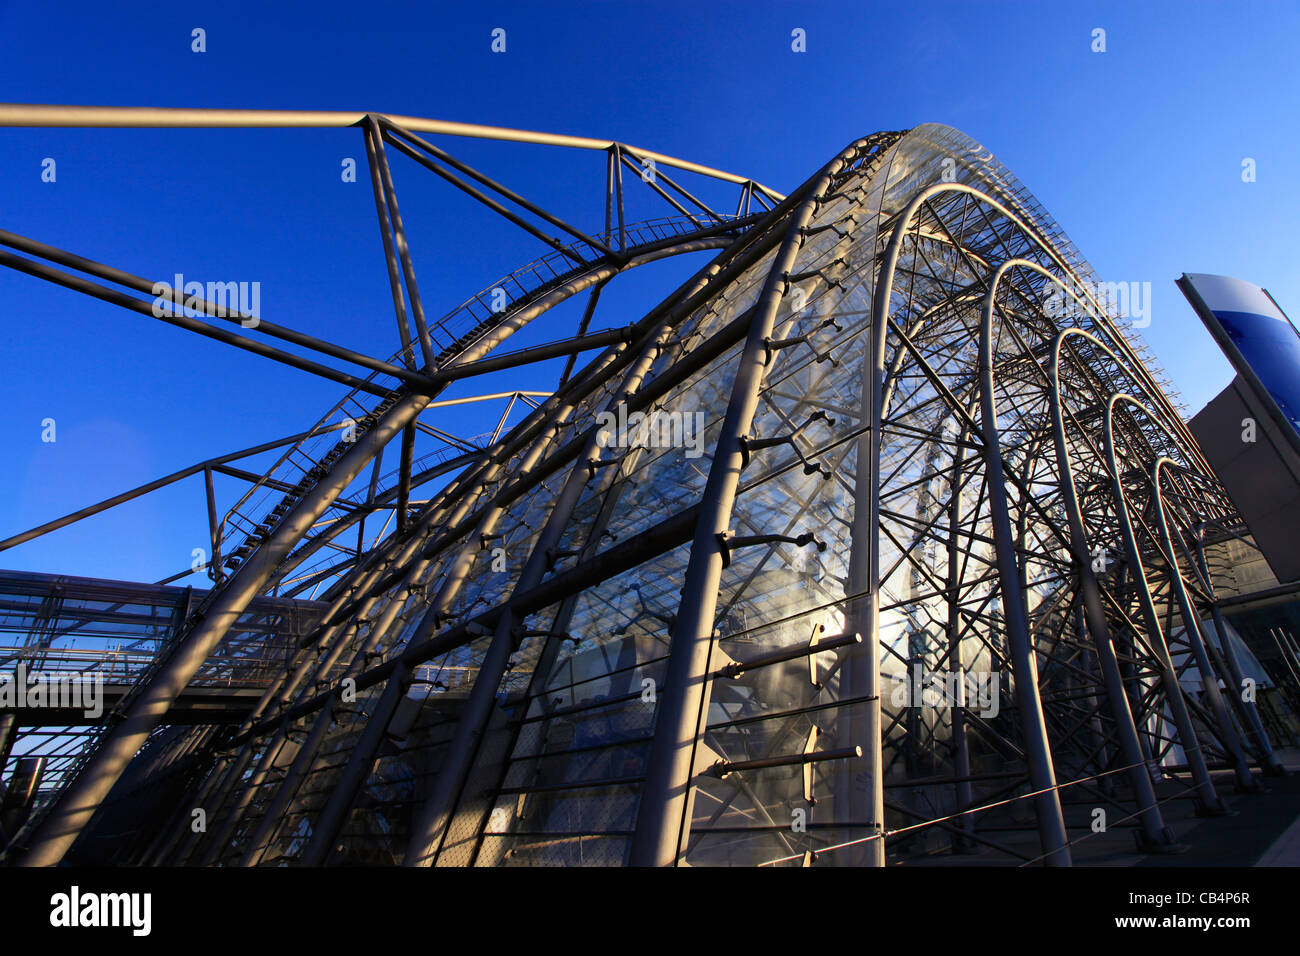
[0,0,1296,585]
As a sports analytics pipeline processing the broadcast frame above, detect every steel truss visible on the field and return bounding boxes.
[0,110,1285,867]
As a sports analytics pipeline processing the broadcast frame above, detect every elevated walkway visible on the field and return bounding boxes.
[0,569,327,790]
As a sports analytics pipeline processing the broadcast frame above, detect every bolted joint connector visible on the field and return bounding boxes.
[739,410,836,475]
[716,528,827,569]
[763,316,844,364]
[544,548,580,572]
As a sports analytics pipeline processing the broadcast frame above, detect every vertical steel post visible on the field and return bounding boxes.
[203,466,222,584]
[629,140,861,867]
[1151,459,1256,791]
[614,145,626,252]
[605,147,614,240]
[1192,529,1285,775]
[395,423,415,535]
[1103,397,1224,814]
[1049,332,1173,848]
[979,275,1071,864]
[362,120,417,368]
[0,712,16,784]
[369,119,438,369]
[404,325,671,866]
[945,437,975,852]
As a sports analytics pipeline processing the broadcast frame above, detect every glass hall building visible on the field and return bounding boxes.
[1,113,1293,868]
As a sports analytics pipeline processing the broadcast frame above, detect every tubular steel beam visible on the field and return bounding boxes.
[383,132,589,268]
[614,145,626,250]
[1150,458,1256,790]
[394,424,415,536]
[431,326,635,381]
[367,117,438,369]
[381,119,614,257]
[945,430,977,852]
[18,390,433,866]
[1049,329,1174,850]
[0,422,349,553]
[628,136,863,868]
[363,119,418,368]
[0,228,426,386]
[0,249,398,397]
[1191,530,1285,774]
[0,104,785,198]
[403,320,678,866]
[979,262,1071,865]
[1103,394,1225,815]
[203,467,223,585]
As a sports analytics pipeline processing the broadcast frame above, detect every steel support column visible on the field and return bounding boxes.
[19,390,433,866]
[297,670,409,865]
[944,435,976,852]
[404,323,673,866]
[1190,529,1284,775]
[979,265,1071,864]
[1049,330,1173,849]
[1151,458,1256,791]
[0,712,16,784]
[1103,395,1224,815]
[629,138,863,867]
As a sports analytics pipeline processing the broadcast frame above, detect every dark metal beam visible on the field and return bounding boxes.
[0,228,428,386]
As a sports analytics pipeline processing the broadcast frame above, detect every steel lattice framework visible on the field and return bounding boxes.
[0,108,1285,867]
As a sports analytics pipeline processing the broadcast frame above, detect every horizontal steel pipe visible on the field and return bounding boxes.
[0,103,785,196]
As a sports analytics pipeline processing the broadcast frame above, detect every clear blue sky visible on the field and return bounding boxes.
[1,0,1297,585]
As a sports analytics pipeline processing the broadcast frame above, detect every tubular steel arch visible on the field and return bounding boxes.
[0,113,1284,868]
